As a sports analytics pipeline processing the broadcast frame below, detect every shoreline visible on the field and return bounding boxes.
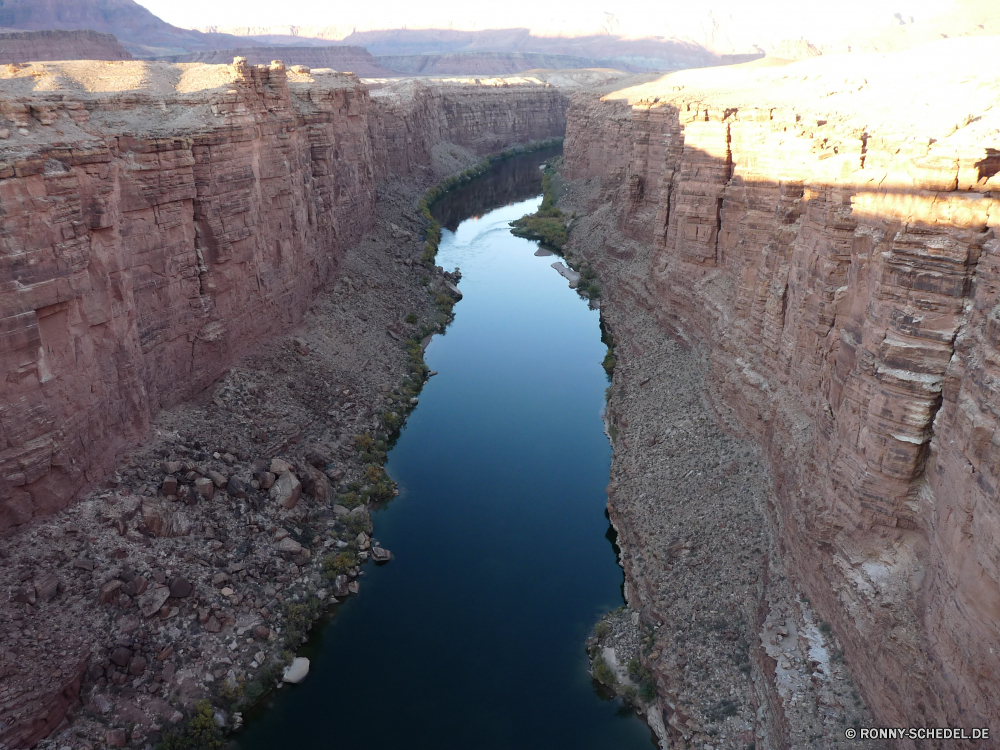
[557,174,885,749]
[0,155,500,750]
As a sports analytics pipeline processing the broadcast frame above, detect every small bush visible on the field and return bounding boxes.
[595,621,611,640]
[156,701,224,750]
[323,550,357,578]
[592,656,616,686]
[639,679,657,703]
[405,313,418,324]
[818,620,832,635]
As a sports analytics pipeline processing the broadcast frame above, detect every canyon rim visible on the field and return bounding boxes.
[1,11,1000,750]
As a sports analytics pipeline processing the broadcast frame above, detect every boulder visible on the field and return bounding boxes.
[332,574,350,598]
[226,476,247,498]
[275,537,303,554]
[161,476,178,496]
[122,576,148,597]
[282,657,310,684]
[109,647,132,668]
[138,585,171,618]
[194,477,215,500]
[99,579,123,604]
[371,546,392,563]
[269,471,301,508]
[168,577,193,598]
[208,470,227,488]
[270,458,292,475]
[142,500,192,537]
[33,573,59,602]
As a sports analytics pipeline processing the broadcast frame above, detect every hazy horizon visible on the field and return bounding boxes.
[138,0,959,50]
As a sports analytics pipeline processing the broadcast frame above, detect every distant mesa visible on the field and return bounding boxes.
[0,0,262,57]
[0,29,131,64]
[377,52,653,76]
[164,46,393,77]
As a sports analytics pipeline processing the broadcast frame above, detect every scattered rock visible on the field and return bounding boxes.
[282,657,310,684]
[33,573,59,603]
[269,471,301,508]
[275,537,303,554]
[122,576,148,597]
[110,647,132,667]
[371,546,392,563]
[169,577,193,598]
[194,477,215,500]
[138,585,171,618]
[99,579,123,604]
[270,458,292,475]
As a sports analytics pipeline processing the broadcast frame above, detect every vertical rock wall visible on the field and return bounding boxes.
[0,62,568,533]
[563,75,1000,737]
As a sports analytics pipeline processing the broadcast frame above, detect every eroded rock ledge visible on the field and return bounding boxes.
[562,38,1000,746]
[0,59,567,748]
[0,59,567,530]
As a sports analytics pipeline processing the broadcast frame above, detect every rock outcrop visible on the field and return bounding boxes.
[0,30,132,64]
[562,37,1000,745]
[167,46,393,77]
[0,60,567,533]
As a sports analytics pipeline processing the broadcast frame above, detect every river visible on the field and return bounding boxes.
[235,148,656,749]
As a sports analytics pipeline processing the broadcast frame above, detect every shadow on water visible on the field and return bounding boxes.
[234,148,657,750]
[432,145,563,231]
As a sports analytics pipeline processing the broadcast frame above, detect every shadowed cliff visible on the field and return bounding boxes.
[562,39,1000,746]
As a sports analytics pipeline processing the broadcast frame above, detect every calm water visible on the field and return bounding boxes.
[236,150,655,749]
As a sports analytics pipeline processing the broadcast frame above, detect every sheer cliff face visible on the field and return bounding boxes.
[564,43,1000,734]
[0,61,567,533]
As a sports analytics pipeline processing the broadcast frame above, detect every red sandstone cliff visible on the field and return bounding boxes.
[563,39,1000,743]
[0,60,567,535]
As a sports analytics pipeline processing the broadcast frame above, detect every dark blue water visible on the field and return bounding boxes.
[236,152,655,749]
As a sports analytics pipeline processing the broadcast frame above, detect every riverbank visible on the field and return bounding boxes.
[557,175,885,749]
[0,164,477,750]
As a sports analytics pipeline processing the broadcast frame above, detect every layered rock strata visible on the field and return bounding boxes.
[0,60,567,532]
[0,30,132,64]
[166,46,393,77]
[0,60,566,748]
[562,39,1000,746]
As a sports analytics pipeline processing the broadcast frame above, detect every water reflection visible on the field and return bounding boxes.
[432,145,562,231]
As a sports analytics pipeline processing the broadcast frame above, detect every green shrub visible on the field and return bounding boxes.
[595,621,611,640]
[639,679,657,703]
[323,551,357,578]
[405,313,418,324]
[592,655,616,686]
[156,700,224,750]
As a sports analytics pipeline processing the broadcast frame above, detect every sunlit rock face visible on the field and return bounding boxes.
[563,39,1000,741]
[0,60,567,538]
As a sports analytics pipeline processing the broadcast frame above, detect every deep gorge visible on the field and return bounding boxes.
[2,47,1000,749]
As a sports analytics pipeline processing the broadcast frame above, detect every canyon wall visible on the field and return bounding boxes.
[166,46,394,77]
[0,60,567,533]
[0,30,132,64]
[563,41,1000,741]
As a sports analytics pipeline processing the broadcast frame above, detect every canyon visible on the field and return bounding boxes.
[561,38,1000,746]
[0,30,999,750]
[0,59,565,749]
